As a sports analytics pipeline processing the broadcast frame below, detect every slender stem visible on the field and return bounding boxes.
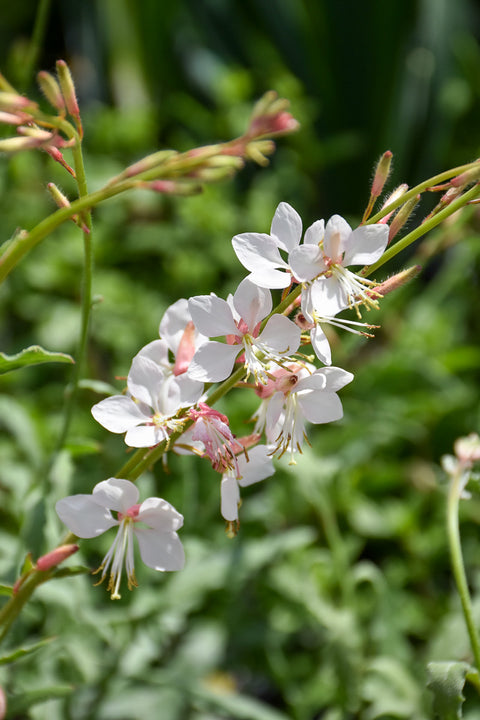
[53,139,94,452]
[18,0,52,90]
[363,181,480,277]
[447,469,480,670]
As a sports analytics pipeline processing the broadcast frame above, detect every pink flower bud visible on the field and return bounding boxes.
[36,543,79,571]
[371,151,393,198]
[450,162,480,188]
[454,433,480,467]
[368,265,421,297]
[0,686,6,719]
[56,60,82,135]
[378,184,409,222]
[0,91,36,111]
[388,194,420,242]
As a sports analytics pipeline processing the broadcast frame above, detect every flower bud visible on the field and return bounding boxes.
[0,135,43,151]
[0,91,36,112]
[142,180,202,196]
[0,686,6,720]
[378,183,409,222]
[47,182,71,208]
[371,151,393,199]
[56,60,82,133]
[450,162,480,188]
[37,70,65,111]
[388,194,420,242]
[0,110,27,125]
[247,91,299,139]
[454,433,480,467]
[36,543,79,571]
[369,265,421,297]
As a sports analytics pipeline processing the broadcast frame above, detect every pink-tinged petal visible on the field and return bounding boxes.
[299,390,344,424]
[124,424,167,448]
[188,341,239,382]
[93,478,139,512]
[310,326,332,365]
[316,366,354,391]
[232,233,290,284]
[159,298,190,353]
[289,244,325,282]
[259,315,301,355]
[135,527,185,571]
[91,395,147,433]
[128,355,168,409]
[56,494,118,538]
[342,224,389,266]
[233,278,271,330]
[237,445,274,487]
[137,497,184,532]
[324,215,352,260]
[310,277,349,316]
[188,294,237,337]
[304,219,325,245]
[220,475,240,521]
[270,202,302,253]
[135,339,170,368]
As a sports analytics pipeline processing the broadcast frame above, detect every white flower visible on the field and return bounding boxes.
[56,478,184,599]
[92,355,202,447]
[289,214,389,316]
[221,445,275,526]
[232,202,303,288]
[188,277,301,383]
[254,364,354,461]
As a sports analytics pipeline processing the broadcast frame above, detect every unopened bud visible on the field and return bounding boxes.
[371,151,393,198]
[369,265,421,297]
[450,162,480,188]
[17,125,53,142]
[245,139,276,166]
[248,91,299,139]
[388,194,420,242]
[36,543,79,571]
[44,147,76,177]
[142,180,202,196]
[0,110,27,125]
[379,183,409,221]
[37,70,65,111]
[0,91,36,111]
[0,135,44,152]
[123,150,178,179]
[0,686,6,720]
[56,60,82,134]
[47,182,71,208]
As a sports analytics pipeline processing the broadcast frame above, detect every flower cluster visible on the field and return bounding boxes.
[57,202,390,597]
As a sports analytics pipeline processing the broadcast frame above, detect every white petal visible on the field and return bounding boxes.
[310,277,349,316]
[187,341,239,382]
[258,315,301,355]
[159,298,190,352]
[295,371,327,392]
[135,528,185,571]
[270,202,302,253]
[343,223,389,266]
[137,497,184,532]
[188,294,237,337]
[233,278,271,330]
[304,219,325,245]
[91,395,148,433]
[316,366,354,391]
[124,424,167,448]
[128,355,169,409]
[237,445,275,487]
[289,244,325,282]
[324,215,352,259]
[220,475,240,521]
[232,233,290,287]
[248,269,291,290]
[310,325,332,365]
[135,339,170,368]
[172,374,204,407]
[265,392,285,434]
[299,390,344,424]
[93,478,139,512]
[56,494,117,538]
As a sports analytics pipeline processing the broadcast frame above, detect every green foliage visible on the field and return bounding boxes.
[0,1,480,719]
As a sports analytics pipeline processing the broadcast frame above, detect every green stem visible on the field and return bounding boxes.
[363,181,480,278]
[18,0,52,90]
[447,469,480,671]
[53,139,94,452]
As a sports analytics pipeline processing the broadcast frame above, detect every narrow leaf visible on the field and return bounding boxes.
[0,637,53,665]
[0,345,74,374]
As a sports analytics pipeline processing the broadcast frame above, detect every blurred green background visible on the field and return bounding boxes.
[0,1,480,718]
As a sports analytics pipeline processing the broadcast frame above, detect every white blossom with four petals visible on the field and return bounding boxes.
[56,478,185,599]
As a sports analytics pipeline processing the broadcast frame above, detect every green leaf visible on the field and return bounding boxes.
[7,684,74,715]
[0,584,13,597]
[0,345,74,374]
[426,661,472,719]
[0,637,53,665]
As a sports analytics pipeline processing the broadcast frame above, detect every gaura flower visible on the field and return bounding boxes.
[188,277,301,384]
[221,444,275,530]
[188,402,239,473]
[91,354,203,447]
[56,478,184,599]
